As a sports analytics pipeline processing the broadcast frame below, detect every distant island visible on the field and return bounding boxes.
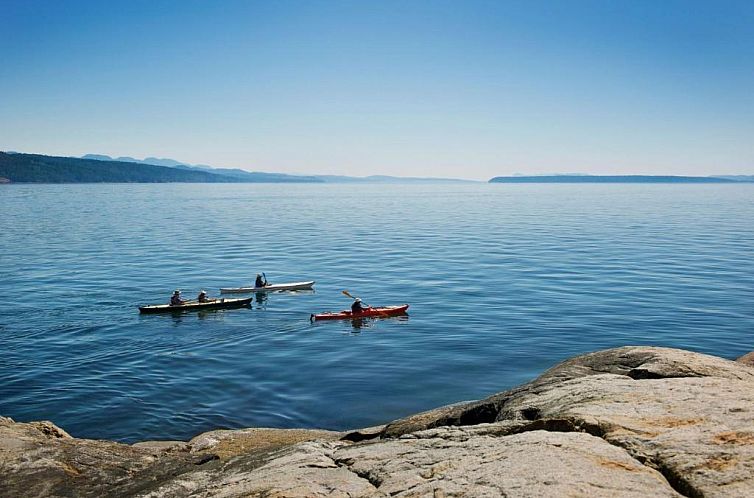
[489,175,747,184]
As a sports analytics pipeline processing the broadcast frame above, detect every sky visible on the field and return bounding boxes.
[1,0,752,179]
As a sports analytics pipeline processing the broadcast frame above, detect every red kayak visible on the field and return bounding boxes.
[310,304,409,321]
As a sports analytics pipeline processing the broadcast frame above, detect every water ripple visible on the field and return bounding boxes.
[1,183,753,442]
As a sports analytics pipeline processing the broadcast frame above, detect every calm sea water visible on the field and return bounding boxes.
[1,183,753,443]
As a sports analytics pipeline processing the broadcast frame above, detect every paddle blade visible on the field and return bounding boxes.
[342,290,355,299]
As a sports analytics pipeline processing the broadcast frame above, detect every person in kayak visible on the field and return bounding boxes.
[351,298,367,314]
[170,290,185,306]
[197,290,212,303]
[255,274,268,288]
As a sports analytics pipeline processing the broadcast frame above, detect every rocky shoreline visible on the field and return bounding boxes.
[3,346,754,497]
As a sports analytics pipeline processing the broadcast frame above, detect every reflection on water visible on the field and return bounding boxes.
[347,314,410,332]
[255,292,268,309]
[307,313,410,333]
[254,290,314,309]
[149,307,253,325]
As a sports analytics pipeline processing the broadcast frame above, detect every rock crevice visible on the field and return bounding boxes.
[331,454,384,490]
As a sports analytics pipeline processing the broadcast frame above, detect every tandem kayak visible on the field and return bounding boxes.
[220,281,315,294]
[310,304,409,321]
[139,297,252,314]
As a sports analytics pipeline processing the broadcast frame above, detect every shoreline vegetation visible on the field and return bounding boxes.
[3,345,754,496]
[2,151,752,184]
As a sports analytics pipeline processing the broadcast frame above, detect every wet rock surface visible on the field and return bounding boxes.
[3,346,754,497]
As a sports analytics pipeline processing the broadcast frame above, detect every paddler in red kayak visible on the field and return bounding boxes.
[351,298,368,314]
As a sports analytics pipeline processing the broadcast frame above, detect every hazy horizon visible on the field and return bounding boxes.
[2,0,753,180]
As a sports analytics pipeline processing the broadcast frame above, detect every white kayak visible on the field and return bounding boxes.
[220,281,315,294]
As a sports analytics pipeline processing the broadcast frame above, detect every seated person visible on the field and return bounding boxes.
[351,298,366,314]
[197,290,211,303]
[255,274,268,288]
[170,290,185,306]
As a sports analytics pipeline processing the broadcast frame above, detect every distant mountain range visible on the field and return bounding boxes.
[80,154,322,183]
[79,154,477,183]
[489,175,753,183]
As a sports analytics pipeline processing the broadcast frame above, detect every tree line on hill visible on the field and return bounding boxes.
[0,152,323,183]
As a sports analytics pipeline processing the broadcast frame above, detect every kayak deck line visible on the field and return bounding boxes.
[310,304,410,321]
[220,281,315,294]
[138,297,253,314]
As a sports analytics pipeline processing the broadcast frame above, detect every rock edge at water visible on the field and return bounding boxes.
[3,346,754,497]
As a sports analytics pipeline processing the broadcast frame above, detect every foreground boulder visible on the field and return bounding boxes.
[2,346,754,497]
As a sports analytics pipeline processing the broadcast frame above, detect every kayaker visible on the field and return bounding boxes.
[255,274,268,288]
[170,290,185,306]
[351,298,367,314]
[197,290,211,303]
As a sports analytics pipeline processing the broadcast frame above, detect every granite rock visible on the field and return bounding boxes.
[3,346,754,497]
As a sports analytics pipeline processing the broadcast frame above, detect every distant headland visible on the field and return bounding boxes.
[0,152,322,184]
[0,151,475,184]
[489,175,751,183]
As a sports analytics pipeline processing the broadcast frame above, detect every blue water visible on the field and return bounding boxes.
[1,183,753,443]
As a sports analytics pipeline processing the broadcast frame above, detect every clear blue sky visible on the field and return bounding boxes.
[1,0,752,179]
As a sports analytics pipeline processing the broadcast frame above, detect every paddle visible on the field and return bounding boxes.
[183,298,218,305]
[263,272,268,286]
[342,290,369,309]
